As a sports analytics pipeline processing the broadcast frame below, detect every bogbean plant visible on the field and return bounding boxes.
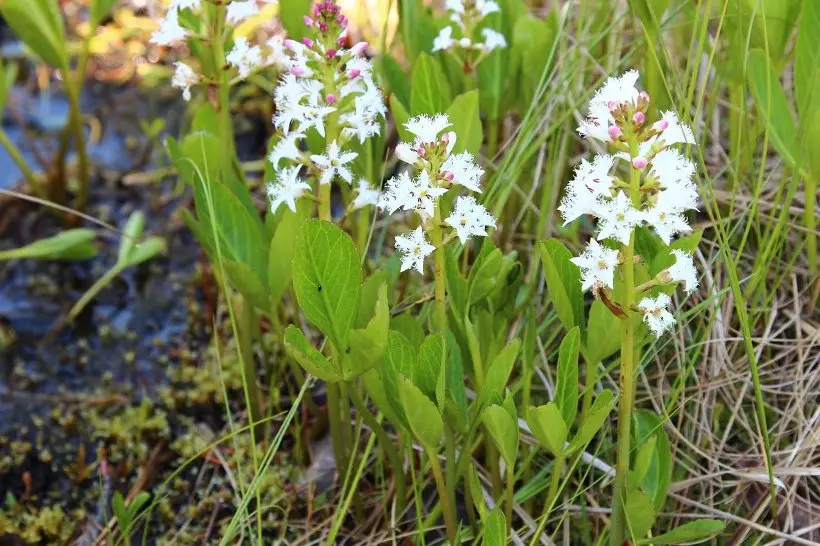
[158,0,728,544]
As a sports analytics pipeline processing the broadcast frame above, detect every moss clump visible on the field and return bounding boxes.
[0,504,79,545]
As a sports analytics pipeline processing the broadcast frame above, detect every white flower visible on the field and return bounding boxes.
[266,166,311,214]
[310,140,358,185]
[591,69,641,110]
[578,102,616,142]
[404,114,452,145]
[559,154,615,224]
[378,171,415,215]
[433,26,455,52]
[408,170,447,219]
[445,0,465,14]
[227,37,263,78]
[638,293,675,337]
[395,227,436,274]
[171,62,199,101]
[650,149,698,211]
[268,132,304,170]
[445,195,496,243]
[266,36,290,70]
[655,111,695,146]
[643,204,691,244]
[476,0,501,17]
[595,191,642,244]
[441,152,484,193]
[667,250,699,294]
[352,179,380,210]
[396,143,420,165]
[226,0,259,24]
[570,239,620,291]
[150,9,187,46]
[481,28,507,51]
[340,87,385,143]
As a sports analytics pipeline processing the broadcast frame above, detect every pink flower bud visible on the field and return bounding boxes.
[326,93,337,104]
[326,48,337,59]
[302,38,314,47]
[443,171,454,181]
[350,41,368,56]
[336,14,345,24]
[607,100,618,111]
[318,22,328,32]
[303,15,314,26]
[632,156,648,169]
[632,111,645,125]
[639,91,650,101]
[290,65,306,76]
[347,68,361,79]
[608,125,622,139]
[653,119,669,132]
[337,37,346,46]
[417,146,426,157]
[284,39,301,51]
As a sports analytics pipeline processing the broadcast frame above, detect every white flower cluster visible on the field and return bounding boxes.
[152,0,286,101]
[566,70,700,337]
[266,1,385,215]
[379,114,496,274]
[432,0,507,57]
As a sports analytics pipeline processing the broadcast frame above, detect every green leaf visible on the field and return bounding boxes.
[362,369,404,429]
[0,0,67,69]
[346,283,390,379]
[473,339,521,417]
[222,259,269,310]
[390,315,425,349]
[446,91,482,155]
[746,49,799,169]
[482,401,518,466]
[279,0,313,41]
[584,300,620,363]
[468,241,503,305]
[538,239,585,340]
[380,55,411,108]
[632,436,657,485]
[90,0,118,27]
[627,0,670,31]
[445,331,469,421]
[356,271,387,328]
[414,333,446,403]
[633,410,672,510]
[0,229,97,262]
[292,220,362,349]
[398,0,437,63]
[482,507,507,546]
[638,519,725,545]
[177,132,223,186]
[410,53,452,115]
[125,237,166,267]
[567,390,616,454]
[117,212,145,265]
[268,202,309,306]
[397,375,443,449]
[796,0,820,117]
[112,491,129,530]
[381,330,418,429]
[526,402,567,457]
[390,95,413,143]
[512,13,560,110]
[0,61,19,110]
[128,491,151,518]
[625,488,656,540]
[283,325,343,383]
[555,327,580,427]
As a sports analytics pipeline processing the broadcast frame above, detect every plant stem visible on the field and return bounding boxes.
[580,356,598,423]
[211,5,237,164]
[236,295,263,438]
[505,462,514,533]
[427,448,457,544]
[318,183,332,222]
[430,208,447,334]
[610,142,642,546]
[65,265,122,324]
[527,455,564,546]
[326,383,347,484]
[0,129,43,197]
[65,78,90,209]
[804,170,817,281]
[349,388,406,514]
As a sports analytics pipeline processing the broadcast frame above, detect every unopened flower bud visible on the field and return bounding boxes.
[443,171,454,181]
[632,111,645,125]
[326,48,337,59]
[608,125,622,139]
[290,65,306,76]
[303,15,314,26]
[318,22,328,32]
[302,38,314,47]
[632,156,648,169]
[607,100,618,111]
[284,39,301,51]
[639,91,650,102]
[326,93,337,104]
[653,119,669,132]
[347,68,361,79]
